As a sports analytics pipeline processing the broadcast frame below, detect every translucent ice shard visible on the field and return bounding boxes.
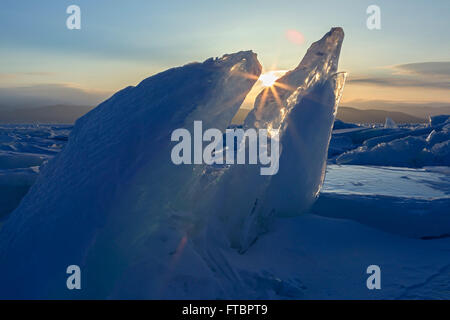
[205,28,346,252]
[244,27,344,131]
[384,117,398,129]
[264,72,347,216]
[212,73,346,252]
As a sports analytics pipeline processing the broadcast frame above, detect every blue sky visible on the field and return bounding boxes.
[0,0,449,109]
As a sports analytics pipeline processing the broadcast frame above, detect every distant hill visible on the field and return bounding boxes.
[0,104,435,125]
[343,100,450,119]
[336,106,427,124]
[231,106,428,125]
[0,105,94,124]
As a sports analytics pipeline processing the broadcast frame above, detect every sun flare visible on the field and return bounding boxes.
[259,72,279,87]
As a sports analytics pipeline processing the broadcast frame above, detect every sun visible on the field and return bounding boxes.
[259,72,279,87]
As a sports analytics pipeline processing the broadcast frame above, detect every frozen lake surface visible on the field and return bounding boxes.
[1,120,449,299]
[323,164,450,199]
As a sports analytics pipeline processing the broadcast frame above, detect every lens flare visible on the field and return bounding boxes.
[259,72,279,87]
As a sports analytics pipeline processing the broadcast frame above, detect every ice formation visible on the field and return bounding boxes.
[0,51,262,298]
[0,29,346,299]
[0,125,69,219]
[384,117,398,129]
[333,119,359,130]
[335,115,450,167]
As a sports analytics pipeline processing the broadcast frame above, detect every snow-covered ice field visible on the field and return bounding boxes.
[0,124,70,222]
[0,122,449,299]
[323,165,450,199]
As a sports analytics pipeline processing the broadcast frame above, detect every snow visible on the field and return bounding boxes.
[334,117,450,167]
[0,28,449,299]
[0,167,38,221]
[316,165,450,239]
[333,119,359,130]
[235,213,450,299]
[0,124,68,221]
[322,164,450,199]
[429,114,450,127]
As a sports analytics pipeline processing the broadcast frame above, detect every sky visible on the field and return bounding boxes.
[0,0,449,113]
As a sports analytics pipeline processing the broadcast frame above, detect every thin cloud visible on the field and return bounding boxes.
[391,62,450,78]
[348,61,450,89]
[347,77,450,89]
[0,72,57,79]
